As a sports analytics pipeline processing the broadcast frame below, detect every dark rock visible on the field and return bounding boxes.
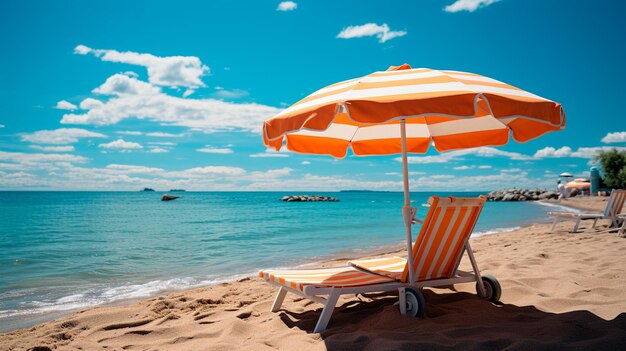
[281,195,340,202]
[487,188,558,202]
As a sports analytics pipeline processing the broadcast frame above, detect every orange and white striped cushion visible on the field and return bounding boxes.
[402,196,485,283]
[348,256,407,280]
[259,266,394,291]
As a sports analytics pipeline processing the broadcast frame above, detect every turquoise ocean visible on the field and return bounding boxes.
[0,191,576,332]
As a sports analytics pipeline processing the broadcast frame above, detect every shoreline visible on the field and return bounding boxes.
[2,196,625,349]
[0,200,568,333]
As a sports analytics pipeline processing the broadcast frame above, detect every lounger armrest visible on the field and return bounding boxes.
[410,207,423,224]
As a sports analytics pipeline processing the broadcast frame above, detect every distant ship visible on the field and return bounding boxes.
[142,188,155,192]
[169,189,186,192]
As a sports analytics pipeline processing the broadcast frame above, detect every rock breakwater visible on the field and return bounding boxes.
[486,188,559,201]
[281,195,340,202]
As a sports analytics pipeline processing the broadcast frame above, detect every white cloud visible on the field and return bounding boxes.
[94,73,161,96]
[60,75,281,133]
[145,132,186,137]
[166,166,246,177]
[0,163,26,171]
[212,88,249,100]
[29,145,75,152]
[115,131,185,138]
[196,145,233,154]
[0,154,300,190]
[533,146,573,158]
[74,45,209,88]
[250,167,293,178]
[411,170,543,191]
[533,146,626,159]
[571,147,626,158]
[79,98,104,110]
[148,147,169,153]
[301,161,311,165]
[403,154,453,164]
[444,0,500,13]
[117,131,143,136]
[98,139,143,150]
[400,146,533,164]
[74,45,91,54]
[245,173,402,191]
[0,151,88,164]
[21,128,107,144]
[0,153,551,191]
[148,141,176,146]
[452,165,492,171]
[277,1,297,11]
[106,164,164,174]
[250,149,289,158]
[430,175,455,179]
[55,100,77,111]
[182,89,195,98]
[601,131,626,143]
[337,23,407,43]
[467,147,534,160]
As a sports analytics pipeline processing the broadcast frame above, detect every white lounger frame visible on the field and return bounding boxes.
[618,215,626,237]
[548,189,626,233]
[263,241,485,333]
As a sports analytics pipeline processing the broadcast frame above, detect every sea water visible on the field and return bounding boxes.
[0,191,577,331]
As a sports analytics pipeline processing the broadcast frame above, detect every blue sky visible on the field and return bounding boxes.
[1,0,625,191]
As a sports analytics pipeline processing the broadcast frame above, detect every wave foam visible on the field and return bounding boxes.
[0,273,254,320]
[473,226,521,237]
[532,201,582,213]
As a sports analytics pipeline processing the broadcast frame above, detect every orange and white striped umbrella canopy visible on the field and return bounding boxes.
[263,64,565,157]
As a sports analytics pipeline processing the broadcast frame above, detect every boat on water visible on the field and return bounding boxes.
[161,194,180,201]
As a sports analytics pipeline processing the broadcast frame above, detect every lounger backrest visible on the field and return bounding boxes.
[605,189,626,218]
[401,196,486,283]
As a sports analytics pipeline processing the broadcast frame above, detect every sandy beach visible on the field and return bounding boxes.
[2,196,625,350]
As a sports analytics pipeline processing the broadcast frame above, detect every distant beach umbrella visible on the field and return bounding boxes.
[263,64,565,285]
[559,172,574,178]
[565,180,590,189]
[565,181,590,189]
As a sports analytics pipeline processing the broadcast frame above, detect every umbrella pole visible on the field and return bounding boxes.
[400,119,415,287]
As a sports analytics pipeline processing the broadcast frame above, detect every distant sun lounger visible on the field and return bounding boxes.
[548,189,626,233]
[259,196,501,333]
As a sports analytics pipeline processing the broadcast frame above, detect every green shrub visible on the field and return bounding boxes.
[596,148,626,188]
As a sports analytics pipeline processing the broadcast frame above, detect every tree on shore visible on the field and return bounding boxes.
[596,148,626,188]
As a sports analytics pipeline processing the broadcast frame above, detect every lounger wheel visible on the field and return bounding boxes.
[404,288,426,318]
[476,274,501,302]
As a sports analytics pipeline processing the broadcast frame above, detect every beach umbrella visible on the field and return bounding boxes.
[565,180,590,189]
[559,172,574,178]
[263,64,565,286]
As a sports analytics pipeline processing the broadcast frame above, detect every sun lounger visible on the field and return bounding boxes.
[259,196,500,332]
[548,189,626,233]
